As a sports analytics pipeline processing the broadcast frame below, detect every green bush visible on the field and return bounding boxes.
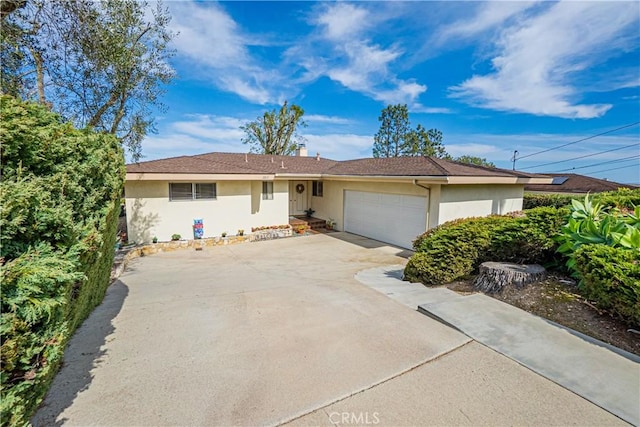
[523,193,578,209]
[574,245,640,326]
[405,207,568,286]
[595,188,640,211]
[523,188,640,210]
[0,96,125,425]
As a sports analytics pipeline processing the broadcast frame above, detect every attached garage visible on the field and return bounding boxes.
[343,190,428,249]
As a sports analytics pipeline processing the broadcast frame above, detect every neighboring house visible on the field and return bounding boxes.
[125,151,551,249]
[525,173,637,195]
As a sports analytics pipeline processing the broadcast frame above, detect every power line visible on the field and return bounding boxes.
[585,163,640,176]
[516,121,640,161]
[522,143,640,170]
[552,154,640,172]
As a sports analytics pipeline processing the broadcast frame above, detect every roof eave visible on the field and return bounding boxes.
[445,176,554,185]
[322,174,449,184]
[125,172,276,181]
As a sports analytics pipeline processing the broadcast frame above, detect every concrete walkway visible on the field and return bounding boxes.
[356,265,640,426]
[32,234,630,426]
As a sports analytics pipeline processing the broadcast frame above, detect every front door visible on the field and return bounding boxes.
[289,181,309,215]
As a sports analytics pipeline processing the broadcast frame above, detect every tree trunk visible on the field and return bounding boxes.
[473,262,546,293]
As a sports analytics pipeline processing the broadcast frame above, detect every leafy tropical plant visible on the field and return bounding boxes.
[555,194,640,276]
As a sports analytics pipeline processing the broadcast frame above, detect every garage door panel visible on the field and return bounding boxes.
[344,190,428,249]
[402,195,427,209]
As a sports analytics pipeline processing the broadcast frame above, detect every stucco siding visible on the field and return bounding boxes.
[125,180,288,243]
[438,184,524,225]
[310,180,432,232]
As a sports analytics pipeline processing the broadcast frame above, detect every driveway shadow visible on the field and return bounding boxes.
[325,231,415,258]
[31,280,129,426]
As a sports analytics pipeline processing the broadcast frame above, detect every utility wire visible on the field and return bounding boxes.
[516,121,640,161]
[552,154,640,172]
[585,163,639,176]
[522,143,640,170]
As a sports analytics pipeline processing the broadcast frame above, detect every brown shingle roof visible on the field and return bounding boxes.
[126,152,338,175]
[525,173,636,193]
[324,156,524,177]
[126,152,544,179]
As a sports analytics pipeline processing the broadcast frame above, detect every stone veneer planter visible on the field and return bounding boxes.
[123,229,295,262]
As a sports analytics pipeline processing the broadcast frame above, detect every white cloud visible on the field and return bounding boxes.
[172,115,245,141]
[315,3,370,41]
[305,114,353,125]
[438,1,539,42]
[409,106,452,114]
[168,1,437,108]
[138,114,373,162]
[444,143,508,159]
[449,1,639,118]
[170,3,248,68]
[301,3,428,106]
[168,2,288,104]
[445,132,640,168]
[303,133,373,159]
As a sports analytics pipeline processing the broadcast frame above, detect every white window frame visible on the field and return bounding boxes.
[169,183,217,201]
[262,181,274,200]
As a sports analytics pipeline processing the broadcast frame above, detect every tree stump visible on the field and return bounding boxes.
[473,262,546,293]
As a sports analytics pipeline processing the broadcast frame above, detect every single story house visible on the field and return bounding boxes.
[125,151,551,249]
[525,173,637,195]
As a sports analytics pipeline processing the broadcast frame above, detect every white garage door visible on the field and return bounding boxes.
[344,190,428,249]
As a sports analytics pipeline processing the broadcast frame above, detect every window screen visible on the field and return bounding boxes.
[312,181,323,197]
[169,183,193,201]
[170,183,216,200]
[195,183,216,199]
[262,181,274,200]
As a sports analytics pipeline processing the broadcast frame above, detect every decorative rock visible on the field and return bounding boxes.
[473,262,546,293]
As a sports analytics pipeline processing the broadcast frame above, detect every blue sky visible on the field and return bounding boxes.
[141,1,640,184]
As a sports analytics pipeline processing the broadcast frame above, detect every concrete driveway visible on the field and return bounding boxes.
[33,233,625,426]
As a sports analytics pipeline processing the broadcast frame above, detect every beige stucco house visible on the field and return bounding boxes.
[125,151,551,249]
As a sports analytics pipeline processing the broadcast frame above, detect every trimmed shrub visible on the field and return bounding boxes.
[523,188,640,210]
[405,207,568,286]
[0,96,125,425]
[574,245,640,326]
[595,188,640,211]
[524,193,578,209]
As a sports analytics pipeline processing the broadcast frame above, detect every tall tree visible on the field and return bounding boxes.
[453,155,496,168]
[241,101,307,155]
[403,124,448,158]
[372,104,411,158]
[372,104,447,158]
[0,0,175,160]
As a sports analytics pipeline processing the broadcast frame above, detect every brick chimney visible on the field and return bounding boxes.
[295,143,308,157]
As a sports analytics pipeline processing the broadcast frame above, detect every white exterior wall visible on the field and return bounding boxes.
[125,180,288,243]
[438,184,524,225]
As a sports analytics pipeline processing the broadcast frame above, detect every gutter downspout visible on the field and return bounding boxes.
[413,179,431,236]
[413,179,430,192]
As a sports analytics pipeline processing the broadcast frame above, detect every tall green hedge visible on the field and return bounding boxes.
[574,245,640,326]
[524,188,640,210]
[0,96,125,425]
[404,207,568,286]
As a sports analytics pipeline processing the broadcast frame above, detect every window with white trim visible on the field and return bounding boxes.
[312,181,323,197]
[169,183,217,201]
[262,181,274,200]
